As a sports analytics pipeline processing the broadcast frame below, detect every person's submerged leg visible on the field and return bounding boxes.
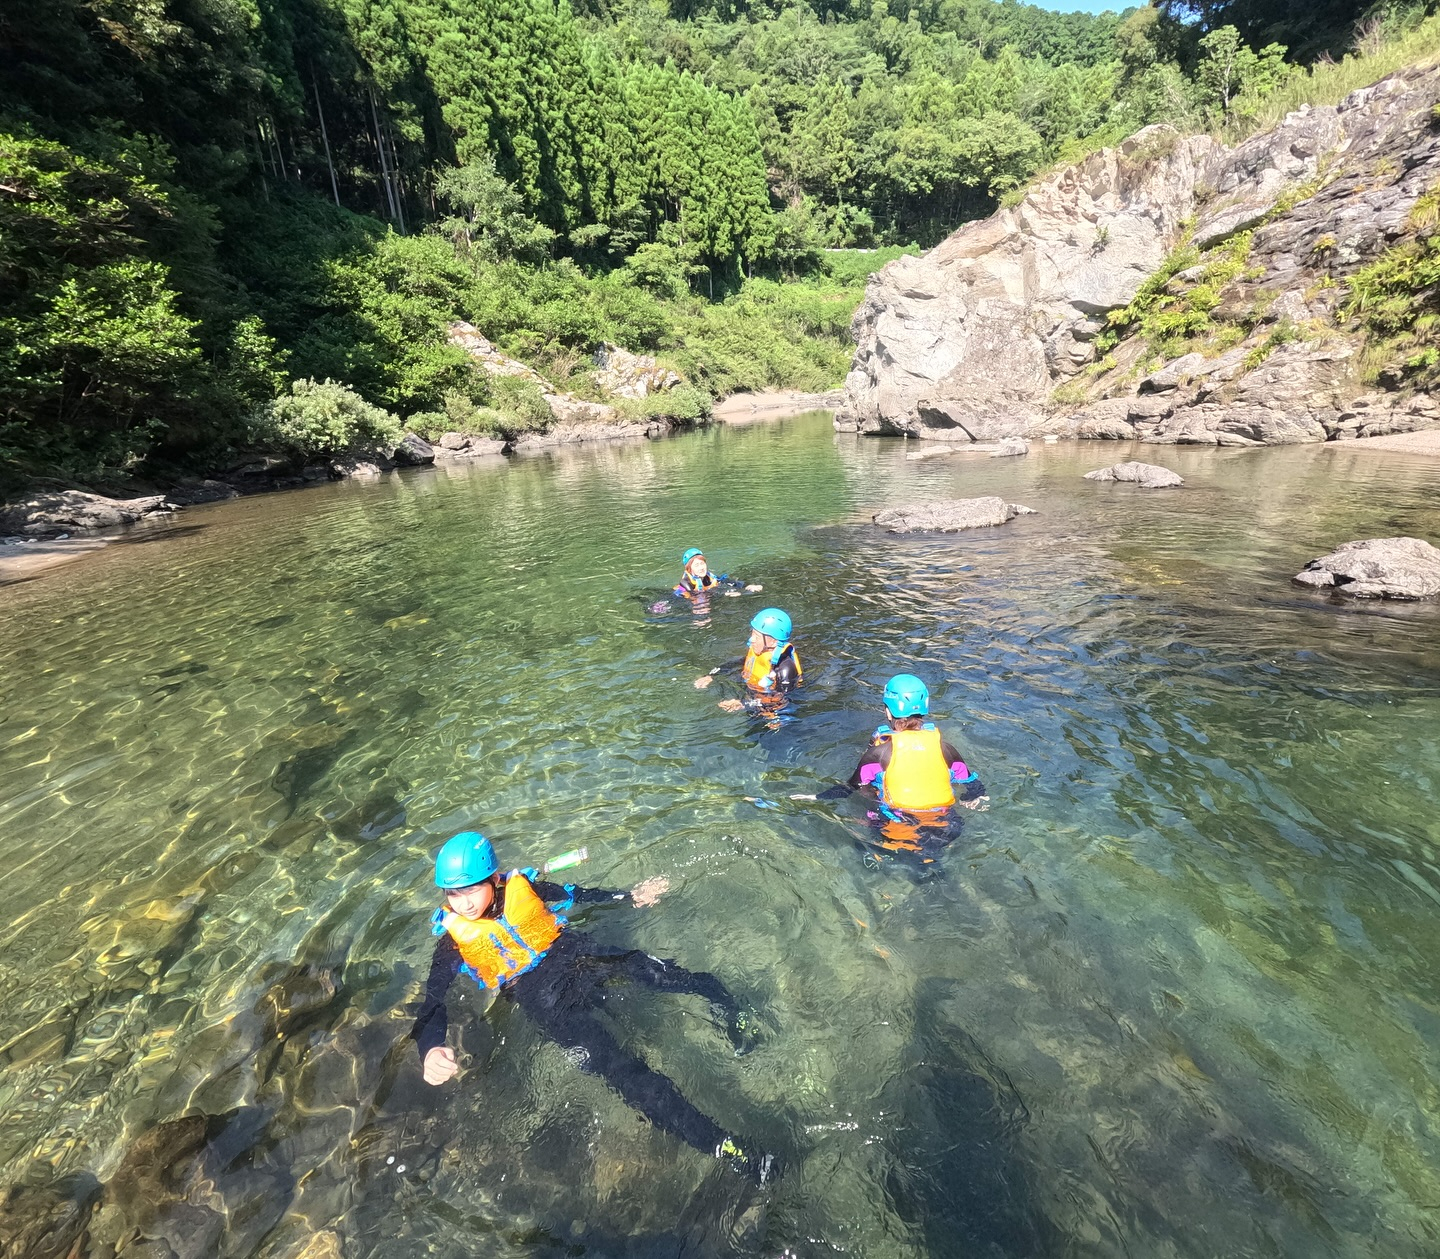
[597,948,760,1057]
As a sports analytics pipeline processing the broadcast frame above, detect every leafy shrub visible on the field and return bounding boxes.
[405,411,449,440]
[252,378,401,457]
[487,376,553,432]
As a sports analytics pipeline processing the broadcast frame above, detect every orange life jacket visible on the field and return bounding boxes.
[433,873,564,990]
[742,642,802,692]
[679,570,718,596]
[877,724,955,811]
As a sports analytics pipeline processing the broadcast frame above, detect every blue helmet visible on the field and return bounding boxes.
[682,548,704,567]
[883,673,930,719]
[435,831,498,889]
[750,607,792,645]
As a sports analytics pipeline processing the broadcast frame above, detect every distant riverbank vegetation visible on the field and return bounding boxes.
[1,0,1432,493]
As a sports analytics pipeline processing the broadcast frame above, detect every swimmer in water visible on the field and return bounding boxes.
[809,674,986,868]
[695,607,802,714]
[412,832,776,1183]
[674,548,762,601]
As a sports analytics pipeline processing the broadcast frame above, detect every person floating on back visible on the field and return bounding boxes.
[412,831,776,1183]
[695,607,802,713]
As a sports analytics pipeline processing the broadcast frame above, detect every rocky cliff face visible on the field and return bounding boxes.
[840,65,1440,445]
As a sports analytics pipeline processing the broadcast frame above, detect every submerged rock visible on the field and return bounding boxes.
[1292,536,1440,599]
[391,433,435,466]
[165,480,238,506]
[873,497,1037,533]
[1083,461,1184,488]
[0,491,170,536]
[991,438,1030,458]
[0,1181,100,1259]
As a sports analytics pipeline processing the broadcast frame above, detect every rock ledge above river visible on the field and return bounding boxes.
[1084,461,1184,488]
[0,490,171,537]
[873,497,1037,533]
[1292,536,1440,599]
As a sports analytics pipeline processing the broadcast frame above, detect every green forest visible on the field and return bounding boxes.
[0,0,1424,493]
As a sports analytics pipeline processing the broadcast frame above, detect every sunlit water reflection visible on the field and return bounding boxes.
[2,417,1439,1257]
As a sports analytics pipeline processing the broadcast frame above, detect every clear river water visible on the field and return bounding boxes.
[2,413,1439,1259]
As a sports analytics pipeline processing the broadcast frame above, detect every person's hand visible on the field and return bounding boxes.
[958,796,990,812]
[423,1046,458,1085]
[694,675,714,689]
[718,698,745,713]
[745,584,763,592]
[630,875,670,907]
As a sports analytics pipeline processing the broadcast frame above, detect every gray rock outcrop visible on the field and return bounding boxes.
[165,479,239,505]
[433,432,508,460]
[841,66,1440,445]
[392,432,436,466]
[1083,461,1184,487]
[1292,536,1440,599]
[991,437,1030,457]
[873,497,1037,532]
[0,490,170,536]
[593,343,681,398]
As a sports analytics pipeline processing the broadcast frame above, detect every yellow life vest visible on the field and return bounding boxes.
[878,725,955,811]
[434,873,564,990]
[680,570,717,596]
[742,643,802,692]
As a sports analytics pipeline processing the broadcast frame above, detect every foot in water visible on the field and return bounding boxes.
[715,1003,762,1057]
[716,1136,780,1185]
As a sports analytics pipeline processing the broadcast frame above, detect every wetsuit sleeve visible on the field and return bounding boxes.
[533,880,628,908]
[772,653,802,691]
[411,934,461,1060]
[942,739,986,799]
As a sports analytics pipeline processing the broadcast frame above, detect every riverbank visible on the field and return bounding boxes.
[1328,429,1440,456]
[0,397,838,587]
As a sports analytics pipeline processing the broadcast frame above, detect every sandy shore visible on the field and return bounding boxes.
[0,537,113,586]
[1327,429,1440,456]
[711,389,842,423]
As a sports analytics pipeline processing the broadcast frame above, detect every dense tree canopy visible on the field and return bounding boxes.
[1,0,1417,487]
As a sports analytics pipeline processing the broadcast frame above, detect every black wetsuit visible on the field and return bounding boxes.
[412,881,742,1155]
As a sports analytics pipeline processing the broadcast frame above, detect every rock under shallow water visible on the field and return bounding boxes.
[873,497,1037,533]
[0,491,170,536]
[1083,461,1185,488]
[1292,536,1440,599]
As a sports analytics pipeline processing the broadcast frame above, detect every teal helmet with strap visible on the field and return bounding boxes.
[435,831,498,889]
[883,673,930,719]
[750,607,792,645]
[682,548,704,567]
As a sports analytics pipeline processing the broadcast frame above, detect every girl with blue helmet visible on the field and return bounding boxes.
[672,548,763,602]
[846,674,983,808]
[694,606,803,712]
[412,831,777,1183]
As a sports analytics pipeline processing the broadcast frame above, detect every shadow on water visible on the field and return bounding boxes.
[881,978,1055,1259]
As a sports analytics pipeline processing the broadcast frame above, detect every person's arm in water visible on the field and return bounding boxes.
[528,877,669,909]
[939,738,988,805]
[770,650,802,692]
[413,934,463,1083]
[694,658,744,689]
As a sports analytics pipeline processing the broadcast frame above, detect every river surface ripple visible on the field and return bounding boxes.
[1,416,1439,1258]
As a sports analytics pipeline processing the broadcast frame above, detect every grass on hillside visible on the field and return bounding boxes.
[1221,14,1440,143]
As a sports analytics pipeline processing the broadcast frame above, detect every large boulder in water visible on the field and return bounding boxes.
[1083,461,1184,488]
[991,438,1030,457]
[873,497,1037,533]
[1292,537,1440,599]
[0,490,170,536]
[392,432,435,466]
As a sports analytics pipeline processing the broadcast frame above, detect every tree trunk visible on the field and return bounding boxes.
[370,89,399,223]
[313,70,341,206]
